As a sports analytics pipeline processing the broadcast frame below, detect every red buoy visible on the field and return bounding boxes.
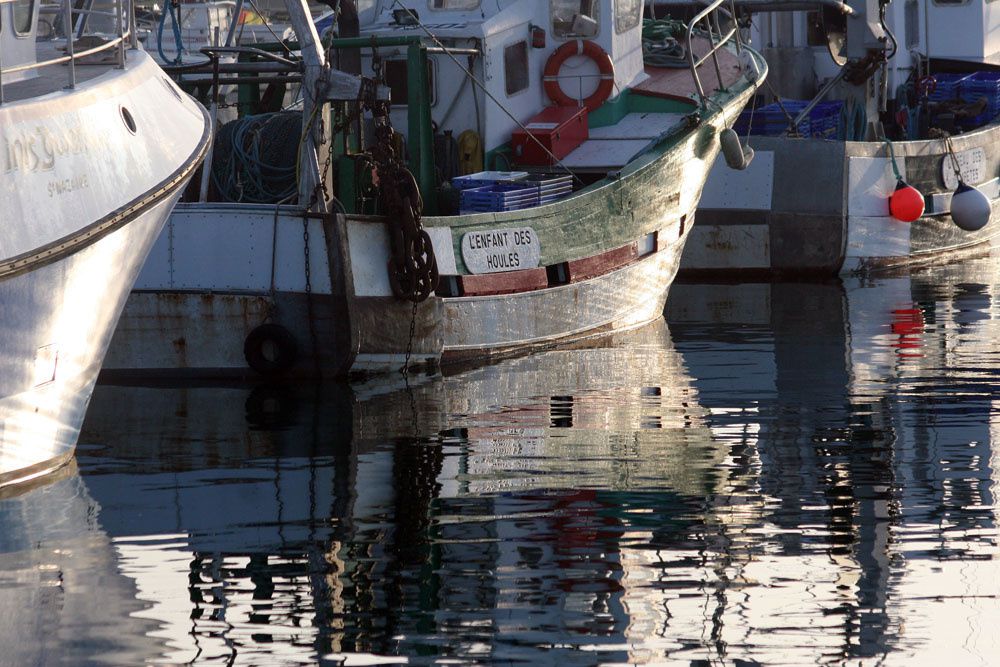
[889,179,924,223]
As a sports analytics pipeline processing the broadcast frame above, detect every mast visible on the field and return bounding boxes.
[287,0,329,210]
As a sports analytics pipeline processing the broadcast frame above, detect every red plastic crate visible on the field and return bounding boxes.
[511,106,588,165]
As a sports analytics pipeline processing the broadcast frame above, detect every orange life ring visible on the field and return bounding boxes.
[543,40,615,112]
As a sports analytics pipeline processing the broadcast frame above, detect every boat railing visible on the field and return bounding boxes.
[687,0,742,109]
[0,0,136,105]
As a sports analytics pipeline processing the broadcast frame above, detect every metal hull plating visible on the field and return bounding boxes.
[0,51,211,487]
[682,123,1000,278]
[0,194,187,487]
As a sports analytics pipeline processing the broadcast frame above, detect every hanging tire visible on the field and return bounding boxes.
[244,324,298,376]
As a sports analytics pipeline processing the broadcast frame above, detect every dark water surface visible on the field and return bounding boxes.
[5,257,1000,665]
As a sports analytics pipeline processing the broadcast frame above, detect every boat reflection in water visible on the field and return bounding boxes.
[0,464,165,665]
[667,255,1000,663]
[26,261,1000,663]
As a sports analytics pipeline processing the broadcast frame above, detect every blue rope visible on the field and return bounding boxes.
[157,1,184,65]
[837,101,867,141]
[212,113,301,204]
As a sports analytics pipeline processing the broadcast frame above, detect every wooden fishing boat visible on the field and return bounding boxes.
[104,0,765,379]
[0,0,211,487]
[676,0,1000,278]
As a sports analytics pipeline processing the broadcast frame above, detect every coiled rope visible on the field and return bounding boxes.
[642,18,688,69]
[212,112,301,204]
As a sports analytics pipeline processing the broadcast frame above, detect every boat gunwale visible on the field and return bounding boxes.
[0,99,213,282]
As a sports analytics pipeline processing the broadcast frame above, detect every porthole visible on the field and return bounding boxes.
[120,106,137,134]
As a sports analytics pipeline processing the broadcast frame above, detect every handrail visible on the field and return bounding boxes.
[687,0,744,109]
[0,0,134,104]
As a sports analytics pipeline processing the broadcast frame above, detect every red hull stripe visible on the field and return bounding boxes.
[566,242,639,283]
[459,267,549,296]
[449,234,661,298]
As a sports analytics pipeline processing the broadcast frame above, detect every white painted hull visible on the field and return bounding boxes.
[683,123,1000,277]
[0,51,211,487]
[0,194,185,485]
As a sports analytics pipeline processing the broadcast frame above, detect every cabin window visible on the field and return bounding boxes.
[13,0,34,35]
[428,0,480,8]
[504,40,529,96]
[615,0,642,34]
[551,0,600,39]
[931,0,968,4]
[385,59,436,106]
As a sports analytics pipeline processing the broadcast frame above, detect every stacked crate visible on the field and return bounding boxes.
[733,100,843,138]
[959,72,1000,127]
[929,73,969,102]
[453,172,573,214]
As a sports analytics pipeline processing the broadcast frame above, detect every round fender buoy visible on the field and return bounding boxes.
[543,40,615,111]
[889,179,924,223]
[951,181,991,232]
[720,128,754,170]
[244,323,298,375]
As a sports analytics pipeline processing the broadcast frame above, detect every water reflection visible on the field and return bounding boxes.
[0,464,166,665]
[3,256,1000,664]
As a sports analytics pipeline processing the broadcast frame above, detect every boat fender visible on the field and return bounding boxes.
[951,182,991,232]
[889,179,924,223]
[719,128,754,170]
[543,40,615,112]
[244,324,299,375]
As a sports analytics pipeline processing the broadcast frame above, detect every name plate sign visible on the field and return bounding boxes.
[942,147,986,190]
[461,227,540,274]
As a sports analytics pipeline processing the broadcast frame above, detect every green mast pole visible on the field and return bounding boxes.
[407,42,436,214]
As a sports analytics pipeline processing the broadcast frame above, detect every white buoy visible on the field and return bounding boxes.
[720,128,751,170]
[951,182,991,232]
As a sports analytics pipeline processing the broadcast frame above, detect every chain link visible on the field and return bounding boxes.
[401,300,417,378]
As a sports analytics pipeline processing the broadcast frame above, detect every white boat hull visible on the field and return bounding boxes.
[0,51,211,487]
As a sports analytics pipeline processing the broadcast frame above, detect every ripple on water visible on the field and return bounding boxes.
[4,258,1000,664]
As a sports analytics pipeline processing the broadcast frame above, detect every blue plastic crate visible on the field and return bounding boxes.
[959,71,1000,126]
[738,100,843,138]
[528,174,574,194]
[929,73,969,101]
[810,100,843,138]
[460,183,540,212]
[451,171,528,190]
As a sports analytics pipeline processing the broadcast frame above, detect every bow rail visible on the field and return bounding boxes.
[687,0,743,109]
[0,0,136,105]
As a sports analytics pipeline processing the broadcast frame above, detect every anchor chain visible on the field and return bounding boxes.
[369,99,440,303]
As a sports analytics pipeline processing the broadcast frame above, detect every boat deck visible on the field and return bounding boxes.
[633,35,744,104]
[558,38,746,171]
[561,112,688,171]
[3,40,120,104]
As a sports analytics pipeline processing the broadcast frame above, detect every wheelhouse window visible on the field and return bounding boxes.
[615,0,641,34]
[13,0,35,35]
[428,0,480,8]
[385,59,436,106]
[504,40,529,96]
[551,0,599,39]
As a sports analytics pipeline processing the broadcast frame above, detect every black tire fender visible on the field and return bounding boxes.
[244,323,298,375]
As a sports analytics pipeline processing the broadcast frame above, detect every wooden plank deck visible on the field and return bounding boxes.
[633,35,743,105]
